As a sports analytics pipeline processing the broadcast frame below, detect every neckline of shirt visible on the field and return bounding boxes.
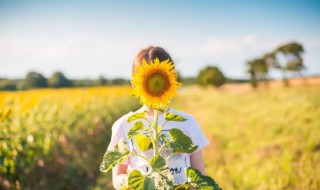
[136,106,172,118]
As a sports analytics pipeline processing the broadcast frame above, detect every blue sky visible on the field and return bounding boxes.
[0,0,319,79]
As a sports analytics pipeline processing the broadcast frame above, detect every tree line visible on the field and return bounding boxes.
[0,41,307,91]
[0,71,130,91]
[0,68,236,91]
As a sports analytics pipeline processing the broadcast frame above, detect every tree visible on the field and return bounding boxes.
[96,76,109,86]
[24,71,48,89]
[247,60,258,88]
[197,66,226,87]
[263,51,280,69]
[246,58,269,88]
[275,42,305,86]
[48,72,72,88]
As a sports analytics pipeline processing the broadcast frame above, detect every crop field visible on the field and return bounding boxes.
[0,87,139,190]
[173,82,320,190]
[1,81,320,190]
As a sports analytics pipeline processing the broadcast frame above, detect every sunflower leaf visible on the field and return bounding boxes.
[160,133,169,144]
[128,121,144,139]
[143,176,157,190]
[172,184,190,190]
[164,128,198,154]
[150,155,166,171]
[150,169,174,190]
[99,140,130,172]
[127,111,148,122]
[136,133,152,152]
[186,167,223,190]
[120,186,131,190]
[128,170,145,190]
[164,112,187,122]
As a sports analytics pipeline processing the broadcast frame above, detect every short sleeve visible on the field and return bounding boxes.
[188,116,210,152]
[107,117,130,165]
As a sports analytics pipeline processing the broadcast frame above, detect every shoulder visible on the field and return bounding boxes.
[111,111,135,131]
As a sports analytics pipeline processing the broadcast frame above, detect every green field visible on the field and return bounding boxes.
[173,84,320,190]
[1,84,319,190]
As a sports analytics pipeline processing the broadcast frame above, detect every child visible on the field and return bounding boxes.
[107,46,209,189]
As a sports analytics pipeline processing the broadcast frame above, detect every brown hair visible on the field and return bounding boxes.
[132,46,174,74]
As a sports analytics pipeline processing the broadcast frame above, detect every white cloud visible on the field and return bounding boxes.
[167,34,265,63]
[0,33,319,79]
[203,35,258,53]
[304,37,320,49]
[166,35,320,78]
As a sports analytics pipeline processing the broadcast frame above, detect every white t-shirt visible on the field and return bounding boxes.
[107,106,209,185]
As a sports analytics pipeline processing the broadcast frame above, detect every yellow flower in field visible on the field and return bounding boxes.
[131,58,182,110]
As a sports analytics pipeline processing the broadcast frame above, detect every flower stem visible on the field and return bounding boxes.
[153,109,159,157]
[145,130,156,148]
[158,143,166,155]
[166,152,176,161]
[131,152,150,163]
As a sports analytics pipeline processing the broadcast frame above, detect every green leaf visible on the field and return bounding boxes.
[127,111,148,122]
[150,169,174,190]
[129,167,173,190]
[143,177,157,190]
[186,167,223,190]
[164,112,187,122]
[99,140,130,172]
[128,170,145,190]
[150,155,166,171]
[128,121,144,139]
[121,186,131,190]
[160,134,169,143]
[164,128,198,154]
[173,184,190,190]
[136,133,152,152]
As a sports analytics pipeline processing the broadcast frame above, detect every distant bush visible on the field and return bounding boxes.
[23,71,48,89]
[0,79,17,91]
[197,66,226,87]
[110,78,130,85]
[48,72,73,88]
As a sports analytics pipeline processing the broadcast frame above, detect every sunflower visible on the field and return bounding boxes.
[131,58,182,110]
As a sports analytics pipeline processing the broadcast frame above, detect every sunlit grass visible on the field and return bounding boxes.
[172,84,320,190]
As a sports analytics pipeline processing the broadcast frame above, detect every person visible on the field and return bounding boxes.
[107,46,210,189]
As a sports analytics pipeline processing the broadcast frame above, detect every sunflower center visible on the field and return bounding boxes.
[145,72,170,96]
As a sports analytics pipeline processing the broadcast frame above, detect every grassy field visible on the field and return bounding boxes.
[173,83,320,190]
[1,82,319,189]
